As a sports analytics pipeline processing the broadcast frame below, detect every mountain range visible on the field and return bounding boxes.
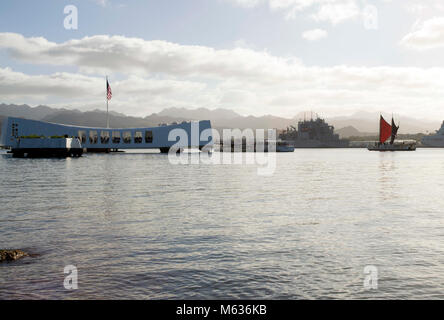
[0,103,441,138]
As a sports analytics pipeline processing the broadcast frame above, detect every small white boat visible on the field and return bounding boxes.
[276,141,295,152]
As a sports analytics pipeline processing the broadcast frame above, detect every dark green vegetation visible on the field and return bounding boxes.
[19,134,44,139]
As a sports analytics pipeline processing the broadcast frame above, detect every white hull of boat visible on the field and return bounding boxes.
[368,141,416,151]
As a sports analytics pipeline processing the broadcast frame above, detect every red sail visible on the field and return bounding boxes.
[380,115,392,143]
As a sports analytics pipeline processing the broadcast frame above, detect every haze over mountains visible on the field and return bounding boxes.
[0,103,441,138]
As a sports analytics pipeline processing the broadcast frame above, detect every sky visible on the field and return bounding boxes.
[1,0,444,119]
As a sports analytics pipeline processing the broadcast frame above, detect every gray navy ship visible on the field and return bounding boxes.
[279,116,349,148]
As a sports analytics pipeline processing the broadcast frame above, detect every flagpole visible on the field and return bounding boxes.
[106,76,109,128]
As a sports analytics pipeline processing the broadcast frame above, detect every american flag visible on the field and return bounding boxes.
[106,79,112,100]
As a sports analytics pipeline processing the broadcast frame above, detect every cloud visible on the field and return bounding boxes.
[311,0,359,25]
[302,28,328,41]
[0,32,303,81]
[0,67,100,98]
[404,0,444,16]
[2,33,444,119]
[0,67,208,116]
[93,0,109,7]
[405,3,426,15]
[228,0,361,24]
[401,17,444,50]
[226,0,264,8]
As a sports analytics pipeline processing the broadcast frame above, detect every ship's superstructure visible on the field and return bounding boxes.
[279,116,349,148]
[421,121,444,147]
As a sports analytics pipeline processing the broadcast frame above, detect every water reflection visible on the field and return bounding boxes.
[378,153,398,201]
[1,149,444,299]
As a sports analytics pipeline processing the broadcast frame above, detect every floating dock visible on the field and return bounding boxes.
[10,137,83,158]
[217,139,294,152]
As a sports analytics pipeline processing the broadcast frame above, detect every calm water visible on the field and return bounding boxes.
[1,149,444,299]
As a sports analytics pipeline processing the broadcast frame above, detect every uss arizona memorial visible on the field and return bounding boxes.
[1,117,214,154]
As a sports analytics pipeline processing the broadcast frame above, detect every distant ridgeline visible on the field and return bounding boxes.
[0,104,296,131]
[0,103,438,138]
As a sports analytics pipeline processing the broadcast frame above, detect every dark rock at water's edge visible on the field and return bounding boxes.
[0,249,29,262]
